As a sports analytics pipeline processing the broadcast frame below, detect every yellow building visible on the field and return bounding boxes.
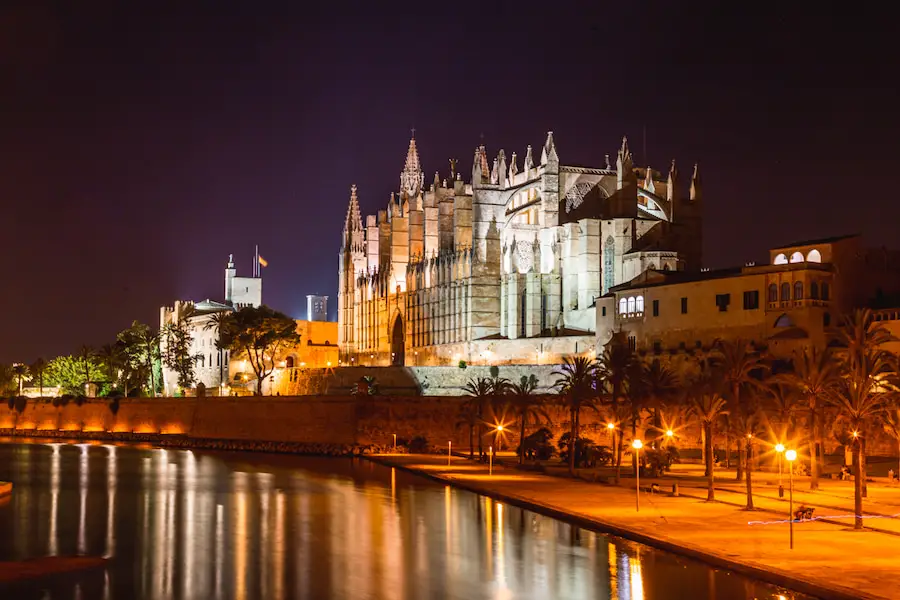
[596,234,900,360]
[228,319,338,395]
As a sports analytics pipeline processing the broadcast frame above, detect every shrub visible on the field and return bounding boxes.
[13,396,27,414]
[74,395,86,407]
[519,427,556,461]
[408,435,429,453]
[458,360,467,370]
[109,397,121,416]
[643,446,680,477]
[558,433,611,468]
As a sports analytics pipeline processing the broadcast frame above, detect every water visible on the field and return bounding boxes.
[0,440,813,600]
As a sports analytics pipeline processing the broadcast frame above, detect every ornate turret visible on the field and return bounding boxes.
[508,152,518,181]
[643,165,655,194]
[400,133,424,198]
[342,184,364,248]
[690,163,701,202]
[540,131,558,166]
[524,145,534,173]
[616,136,634,191]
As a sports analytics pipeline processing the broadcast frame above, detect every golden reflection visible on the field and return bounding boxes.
[214,503,224,600]
[48,444,60,556]
[630,549,645,600]
[485,497,493,579]
[234,472,248,600]
[258,472,273,600]
[495,502,510,599]
[608,542,618,598]
[391,467,396,500]
[78,444,88,555]
[105,445,116,559]
[165,462,177,597]
[182,451,196,597]
[274,491,286,600]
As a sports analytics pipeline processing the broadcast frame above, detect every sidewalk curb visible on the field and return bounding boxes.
[371,456,887,600]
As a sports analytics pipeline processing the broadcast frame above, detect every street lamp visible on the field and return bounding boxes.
[786,448,797,550]
[608,422,617,458]
[632,439,643,512]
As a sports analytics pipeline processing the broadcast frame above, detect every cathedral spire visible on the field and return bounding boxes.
[643,165,654,191]
[667,160,678,203]
[540,131,558,165]
[472,147,482,182]
[508,152,518,181]
[400,132,424,198]
[616,136,635,191]
[690,163,701,201]
[524,145,534,172]
[342,184,364,250]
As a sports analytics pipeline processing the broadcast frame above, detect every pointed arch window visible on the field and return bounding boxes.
[780,282,791,301]
[794,281,803,300]
[774,253,788,265]
[768,283,778,303]
[603,236,616,294]
[789,251,804,263]
[807,249,822,263]
[520,291,527,338]
[810,281,819,299]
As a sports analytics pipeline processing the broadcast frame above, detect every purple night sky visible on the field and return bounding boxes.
[1,1,897,363]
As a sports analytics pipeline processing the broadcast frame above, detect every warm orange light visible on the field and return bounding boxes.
[785,449,797,462]
[632,439,643,450]
[852,431,859,438]
[775,443,785,453]
[666,429,674,437]
[496,425,504,432]
[607,422,615,430]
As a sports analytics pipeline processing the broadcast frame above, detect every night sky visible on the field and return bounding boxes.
[2,1,897,363]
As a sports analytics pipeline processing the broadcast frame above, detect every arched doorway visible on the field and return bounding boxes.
[391,317,405,366]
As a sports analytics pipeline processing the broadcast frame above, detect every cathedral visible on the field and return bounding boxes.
[338,132,703,366]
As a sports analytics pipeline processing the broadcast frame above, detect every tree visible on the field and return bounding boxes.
[826,309,898,529]
[30,358,47,397]
[713,339,769,480]
[775,347,839,490]
[203,311,232,387]
[217,305,301,395]
[508,374,551,465]
[553,355,598,476]
[162,312,200,390]
[75,345,97,396]
[463,377,493,461]
[456,395,480,459]
[0,365,16,396]
[596,337,638,483]
[12,363,29,396]
[117,321,160,397]
[639,360,681,438]
[94,344,125,393]
[686,369,729,501]
[883,407,900,482]
[731,390,766,510]
[46,355,104,396]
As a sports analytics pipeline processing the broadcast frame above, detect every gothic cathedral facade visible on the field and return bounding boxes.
[338,132,702,366]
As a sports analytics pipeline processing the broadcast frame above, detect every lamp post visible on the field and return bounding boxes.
[489,446,493,476]
[632,439,643,512]
[666,429,674,448]
[496,425,504,453]
[448,441,452,466]
[608,422,617,460]
[393,433,397,451]
[786,449,797,549]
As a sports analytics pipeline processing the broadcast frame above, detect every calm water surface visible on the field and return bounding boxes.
[0,440,813,600]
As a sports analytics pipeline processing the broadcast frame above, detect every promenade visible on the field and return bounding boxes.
[372,453,899,600]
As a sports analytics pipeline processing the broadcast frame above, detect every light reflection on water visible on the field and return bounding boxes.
[0,441,814,600]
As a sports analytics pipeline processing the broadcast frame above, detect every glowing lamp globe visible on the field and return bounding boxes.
[607,423,615,430]
[666,430,674,437]
[785,449,797,462]
[632,439,643,450]
[775,443,785,453]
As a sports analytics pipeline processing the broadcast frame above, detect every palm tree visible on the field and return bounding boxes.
[76,345,95,396]
[29,358,47,398]
[639,361,680,442]
[204,310,233,389]
[775,347,839,490]
[732,390,766,509]
[11,363,28,395]
[456,396,480,459]
[883,407,900,482]
[713,339,770,481]
[597,337,638,483]
[95,343,125,393]
[826,309,898,529]
[553,355,598,476]
[137,329,160,397]
[686,369,729,501]
[508,374,550,465]
[462,377,493,461]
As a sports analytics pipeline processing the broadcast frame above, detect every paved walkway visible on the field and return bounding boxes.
[373,453,899,600]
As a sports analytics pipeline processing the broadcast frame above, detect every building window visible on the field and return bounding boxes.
[743,290,759,310]
[789,251,804,263]
[652,299,659,317]
[807,249,822,263]
[635,296,644,314]
[602,306,607,317]
[619,297,627,314]
[715,293,730,312]
[768,283,778,303]
[774,253,788,265]
[822,282,830,301]
[627,297,636,314]
[780,282,791,301]
[794,281,803,300]
[681,297,688,314]
[824,312,831,327]
[810,281,819,299]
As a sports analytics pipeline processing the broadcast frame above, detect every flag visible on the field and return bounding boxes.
[258,255,268,268]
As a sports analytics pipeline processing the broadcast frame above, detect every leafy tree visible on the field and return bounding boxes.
[76,345,97,396]
[596,337,638,483]
[46,355,104,396]
[553,355,598,476]
[0,364,16,396]
[161,312,200,390]
[94,344,125,392]
[217,305,301,395]
[508,375,551,465]
[30,358,48,397]
[826,309,898,529]
[883,407,900,482]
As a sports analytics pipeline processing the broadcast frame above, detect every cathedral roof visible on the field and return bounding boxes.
[771,233,859,250]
